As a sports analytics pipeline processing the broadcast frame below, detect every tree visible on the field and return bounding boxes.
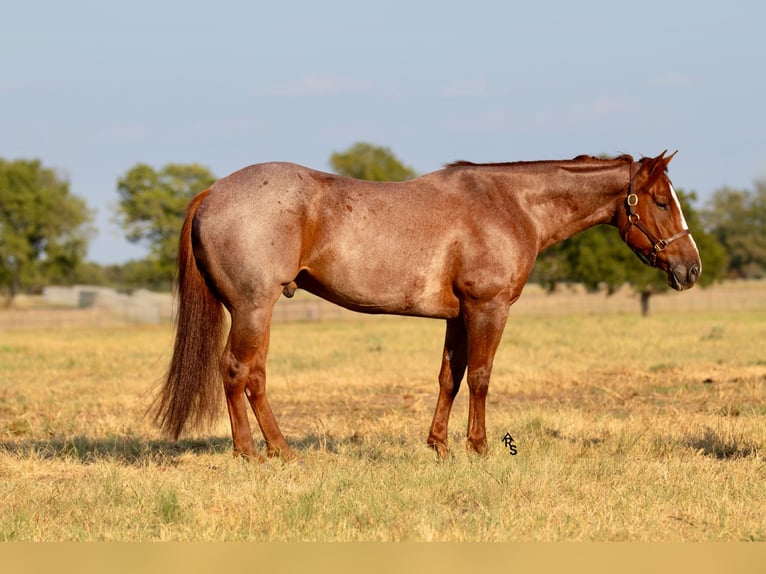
[330,142,417,181]
[115,163,216,286]
[0,158,93,304]
[532,189,726,315]
[702,181,766,278]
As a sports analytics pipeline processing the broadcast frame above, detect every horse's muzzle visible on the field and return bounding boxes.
[669,262,701,291]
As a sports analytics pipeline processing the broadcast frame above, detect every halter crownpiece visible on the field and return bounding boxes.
[621,156,690,267]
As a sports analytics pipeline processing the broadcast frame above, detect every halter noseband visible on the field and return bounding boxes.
[621,161,691,267]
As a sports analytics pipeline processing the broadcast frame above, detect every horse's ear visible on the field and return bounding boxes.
[642,151,671,184]
[655,150,678,172]
[651,150,677,172]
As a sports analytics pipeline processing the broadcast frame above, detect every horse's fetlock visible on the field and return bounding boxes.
[466,437,489,456]
[427,438,451,459]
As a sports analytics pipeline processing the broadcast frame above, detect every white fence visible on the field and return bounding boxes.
[42,285,173,324]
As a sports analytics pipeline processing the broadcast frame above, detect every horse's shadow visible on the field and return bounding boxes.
[0,433,368,466]
[1,435,233,466]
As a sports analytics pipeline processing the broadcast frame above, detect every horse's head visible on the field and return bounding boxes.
[617,151,701,291]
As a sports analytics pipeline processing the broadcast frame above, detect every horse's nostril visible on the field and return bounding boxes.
[689,263,700,283]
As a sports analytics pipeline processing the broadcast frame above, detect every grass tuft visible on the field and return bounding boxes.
[686,424,759,460]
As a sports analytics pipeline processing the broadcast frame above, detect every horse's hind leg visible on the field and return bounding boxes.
[222,305,295,461]
[427,318,468,458]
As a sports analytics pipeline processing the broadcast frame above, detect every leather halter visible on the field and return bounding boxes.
[621,161,691,267]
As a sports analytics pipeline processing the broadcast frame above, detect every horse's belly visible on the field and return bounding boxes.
[297,257,460,319]
[299,206,466,317]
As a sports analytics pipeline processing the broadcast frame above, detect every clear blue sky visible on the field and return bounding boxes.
[2,0,764,264]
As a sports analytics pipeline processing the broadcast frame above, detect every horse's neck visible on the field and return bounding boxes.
[526,165,628,251]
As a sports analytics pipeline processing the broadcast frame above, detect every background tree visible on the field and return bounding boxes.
[330,142,417,181]
[702,181,766,278]
[116,163,216,288]
[0,158,93,304]
[532,189,726,315]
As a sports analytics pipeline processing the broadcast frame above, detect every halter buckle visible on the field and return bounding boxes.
[627,193,639,207]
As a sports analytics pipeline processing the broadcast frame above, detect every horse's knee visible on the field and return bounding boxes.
[468,363,491,382]
[467,374,490,398]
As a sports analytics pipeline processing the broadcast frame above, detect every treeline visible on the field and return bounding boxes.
[1,144,764,308]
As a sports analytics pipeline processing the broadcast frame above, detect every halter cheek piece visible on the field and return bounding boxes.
[621,162,691,267]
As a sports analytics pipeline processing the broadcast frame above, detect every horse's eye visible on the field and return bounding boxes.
[656,201,669,211]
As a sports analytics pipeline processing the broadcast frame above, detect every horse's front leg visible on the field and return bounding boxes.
[463,300,510,455]
[427,318,468,458]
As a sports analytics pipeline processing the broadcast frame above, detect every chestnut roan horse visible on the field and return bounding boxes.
[153,151,701,461]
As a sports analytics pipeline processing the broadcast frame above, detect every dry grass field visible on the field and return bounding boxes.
[0,282,764,541]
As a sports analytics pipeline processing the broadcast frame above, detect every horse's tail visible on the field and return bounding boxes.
[152,188,226,439]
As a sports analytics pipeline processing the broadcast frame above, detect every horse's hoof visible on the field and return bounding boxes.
[428,440,450,460]
[233,448,266,463]
[267,446,299,463]
[465,438,489,456]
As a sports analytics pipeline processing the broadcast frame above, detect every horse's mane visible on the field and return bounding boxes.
[445,154,635,170]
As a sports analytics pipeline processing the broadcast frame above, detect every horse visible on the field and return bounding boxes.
[152,151,701,461]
